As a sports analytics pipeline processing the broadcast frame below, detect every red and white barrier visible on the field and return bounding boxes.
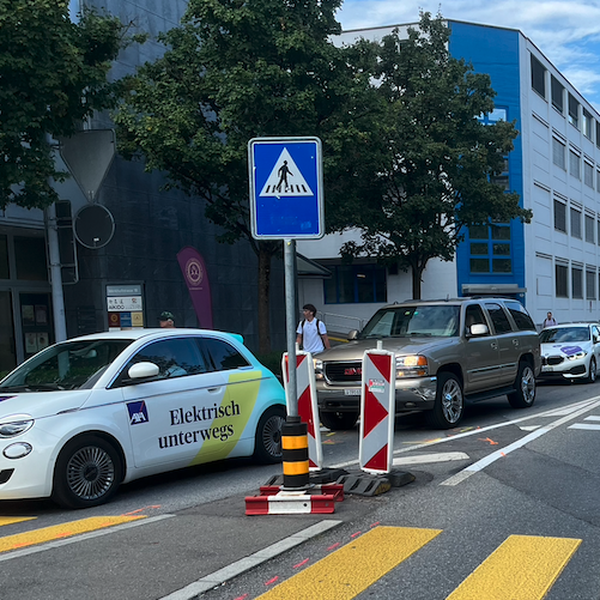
[359,349,396,474]
[282,351,323,470]
[245,490,336,515]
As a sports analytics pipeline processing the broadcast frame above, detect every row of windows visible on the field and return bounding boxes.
[555,262,600,300]
[324,264,387,304]
[532,55,600,147]
[553,198,600,244]
[552,137,600,189]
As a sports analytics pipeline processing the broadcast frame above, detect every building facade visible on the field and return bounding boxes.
[298,20,600,331]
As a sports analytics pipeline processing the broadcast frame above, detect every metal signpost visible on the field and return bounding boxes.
[248,136,324,419]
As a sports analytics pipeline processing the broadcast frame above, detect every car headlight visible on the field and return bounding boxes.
[567,351,587,360]
[0,418,34,438]
[314,359,323,380]
[396,355,428,377]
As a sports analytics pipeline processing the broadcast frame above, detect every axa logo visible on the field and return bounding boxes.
[127,401,148,425]
[345,367,362,376]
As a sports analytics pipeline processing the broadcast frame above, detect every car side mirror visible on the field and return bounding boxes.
[468,323,489,337]
[128,362,160,380]
[348,329,359,341]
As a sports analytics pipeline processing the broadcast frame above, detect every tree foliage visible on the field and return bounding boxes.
[339,13,532,298]
[0,0,125,209]
[114,0,380,352]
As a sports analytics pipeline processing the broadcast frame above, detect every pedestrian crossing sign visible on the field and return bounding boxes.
[248,137,324,239]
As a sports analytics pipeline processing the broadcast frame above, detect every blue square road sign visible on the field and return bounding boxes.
[248,137,324,239]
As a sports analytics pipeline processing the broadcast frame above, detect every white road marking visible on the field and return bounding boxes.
[393,452,469,466]
[568,423,600,430]
[519,425,541,431]
[330,397,600,470]
[158,520,342,600]
[584,415,600,421]
[440,398,600,486]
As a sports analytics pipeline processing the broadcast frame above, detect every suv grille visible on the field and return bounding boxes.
[324,361,362,383]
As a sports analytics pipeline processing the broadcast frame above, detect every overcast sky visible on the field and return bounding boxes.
[336,0,600,112]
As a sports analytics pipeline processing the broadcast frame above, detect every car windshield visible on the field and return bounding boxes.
[539,327,590,343]
[360,305,460,338]
[0,339,133,391]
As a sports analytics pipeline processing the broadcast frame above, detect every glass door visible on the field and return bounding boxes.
[0,291,16,374]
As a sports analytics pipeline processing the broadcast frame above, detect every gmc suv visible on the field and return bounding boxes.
[315,298,541,430]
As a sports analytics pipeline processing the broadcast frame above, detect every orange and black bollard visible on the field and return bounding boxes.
[281,415,310,489]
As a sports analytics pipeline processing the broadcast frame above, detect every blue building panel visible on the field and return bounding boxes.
[448,22,526,301]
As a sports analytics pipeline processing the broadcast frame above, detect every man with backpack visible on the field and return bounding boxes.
[296,303,331,354]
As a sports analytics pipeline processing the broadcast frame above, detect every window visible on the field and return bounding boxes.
[491,156,510,191]
[551,76,564,113]
[585,214,595,243]
[484,302,513,334]
[14,236,47,281]
[121,338,208,382]
[465,304,488,334]
[570,206,582,238]
[587,269,597,300]
[0,235,8,279]
[324,264,387,304]
[198,338,250,370]
[505,300,536,331]
[598,219,600,245]
[556,263,568,297]
[531,55,546,97]
[552,138,566,170]
[597,170,600,191]
[568,93,579,128]
[584,162,594,188]
[583,109,594,141]
[554,199,567,232]
[572,266,583,298]
[468,223,512,273]
[597,121,600,149]
[569,150,581,179]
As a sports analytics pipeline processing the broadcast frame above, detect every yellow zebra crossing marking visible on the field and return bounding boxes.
[255,526,442,600]
[0,515,145,553]
[256,527,582,600]
[446,534,581,600]
[0,517,36,527]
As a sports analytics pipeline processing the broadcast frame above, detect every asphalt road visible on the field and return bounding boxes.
[2,379,600,600]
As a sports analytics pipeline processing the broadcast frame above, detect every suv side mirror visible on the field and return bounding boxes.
[468,323,489,337]
[347,329,359,341]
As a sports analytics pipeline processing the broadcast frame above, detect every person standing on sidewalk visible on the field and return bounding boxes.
[296,303,330,354]
[543,311,557,328]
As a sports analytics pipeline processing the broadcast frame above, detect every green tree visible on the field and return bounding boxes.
[339,13,532,299]
[114,0,380,353]
[0,0,125,209]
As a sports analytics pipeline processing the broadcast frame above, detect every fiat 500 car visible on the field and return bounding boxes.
[0,329,286,508]
[539,323,600,382]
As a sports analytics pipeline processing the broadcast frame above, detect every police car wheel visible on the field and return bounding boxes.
[52,434,123,509]
[254,406,286,464]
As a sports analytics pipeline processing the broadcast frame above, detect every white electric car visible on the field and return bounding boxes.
[0,329,286,508]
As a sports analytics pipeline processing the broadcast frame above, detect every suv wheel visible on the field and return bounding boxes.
[426,372,464,429]
[320,410,359,431]
[507,361,536,408]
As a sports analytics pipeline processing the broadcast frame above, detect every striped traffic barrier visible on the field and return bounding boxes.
[359,349,396,474]
[281,416,310,489]
[245,490,336,515]
[282,351,324,470]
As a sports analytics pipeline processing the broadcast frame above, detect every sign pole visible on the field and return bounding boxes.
[284,238,298,417]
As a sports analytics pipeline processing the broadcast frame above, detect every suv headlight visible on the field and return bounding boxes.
[396,355,428,377]
[314,359,323,380]
[0,417,34,438]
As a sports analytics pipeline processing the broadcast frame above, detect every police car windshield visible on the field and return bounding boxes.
[360,305,460,339]
[0,340,133,391]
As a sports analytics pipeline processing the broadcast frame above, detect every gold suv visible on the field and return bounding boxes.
[315,298,541,430]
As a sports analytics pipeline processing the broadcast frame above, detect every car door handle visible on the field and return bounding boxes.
[490,342,498,350]
[512,339,519,346]
[207,387,222,393]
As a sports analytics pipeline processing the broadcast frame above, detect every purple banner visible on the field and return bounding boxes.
[176,246,213,329]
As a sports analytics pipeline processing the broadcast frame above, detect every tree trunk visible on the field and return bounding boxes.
[257,244,272,354]
[411,262,426,300]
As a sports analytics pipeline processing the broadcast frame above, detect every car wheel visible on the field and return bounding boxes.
[426,372,464,429]
[254,406,286,464]
[320,410,359,431]
[586,357,597,383]
[52,434,123,509]
[508,361,536,408]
